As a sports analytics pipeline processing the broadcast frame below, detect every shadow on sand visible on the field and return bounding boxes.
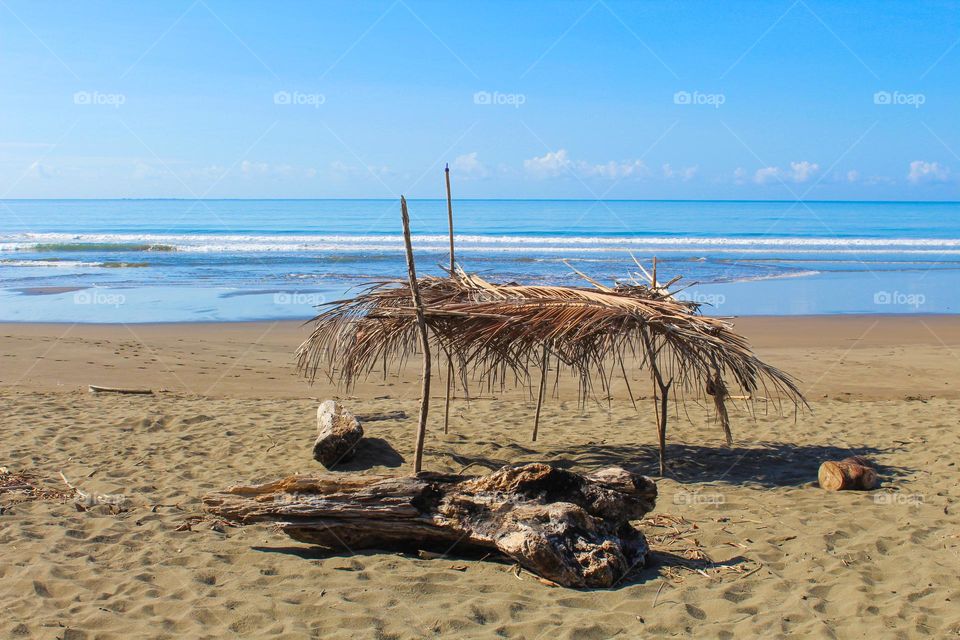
[250,545,748,590]
[329,437,405,471]
[444,441,907,488]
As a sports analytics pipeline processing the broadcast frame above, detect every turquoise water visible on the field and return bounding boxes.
[1,199,957,321]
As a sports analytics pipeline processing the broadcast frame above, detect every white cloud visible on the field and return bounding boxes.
[26,161,57,179]
[733,167,748,185]
[662,163,698,181]
[452,152,488,178]
[907,160,950,185]
[523,149,572,178]
[241,160,270,176]
[790,160,819,183]
[846,170,860,183]
[753,166,781,185]
[750,161,819,185]
[582,159,648,179]
[523,149,649,180]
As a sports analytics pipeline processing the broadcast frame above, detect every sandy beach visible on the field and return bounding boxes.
[1,316,958,639]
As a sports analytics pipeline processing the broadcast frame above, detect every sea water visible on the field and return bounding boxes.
[1,199,957,321]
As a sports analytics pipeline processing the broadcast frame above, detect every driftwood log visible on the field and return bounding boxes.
[818,455,879,491]
[203,463,658,588]
[313,401,363,468]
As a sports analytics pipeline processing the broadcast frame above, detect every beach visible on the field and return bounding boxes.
[2,316,959,638]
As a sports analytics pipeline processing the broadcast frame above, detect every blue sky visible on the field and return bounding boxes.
[1,1,958,200]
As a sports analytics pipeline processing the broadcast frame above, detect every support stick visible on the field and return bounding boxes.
[642,332,672,476]
[532,343,549,441]
[443,164,455,434]
[656,378,671,476]
[443,356,454,434]
[401,196,431,473]
[618,354,638,413]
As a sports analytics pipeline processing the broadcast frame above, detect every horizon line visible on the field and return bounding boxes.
[1,197,958,205]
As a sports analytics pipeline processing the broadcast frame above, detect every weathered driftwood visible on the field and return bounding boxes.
[88,384,153,395]
[818,455,878,491]
[313,401,363,468]
[203,463,657,588]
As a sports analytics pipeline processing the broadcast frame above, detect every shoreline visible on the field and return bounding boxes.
[1,311,956,325]
[3,314,960,400]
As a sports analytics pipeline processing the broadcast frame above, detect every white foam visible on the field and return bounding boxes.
[0,259,105,268]
[3,232,960,254]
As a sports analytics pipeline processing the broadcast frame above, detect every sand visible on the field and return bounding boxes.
[1,316,959,639]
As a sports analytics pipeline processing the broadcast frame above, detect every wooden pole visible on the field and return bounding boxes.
[445,163,455,271]
[400,196,430,473]
[618,354,638,413]
[532,343,549,441]
[656,378,671,476]
[642,332,672,476]
[443,164,455,434]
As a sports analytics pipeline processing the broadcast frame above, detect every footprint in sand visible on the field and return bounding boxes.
[684,603,707,620]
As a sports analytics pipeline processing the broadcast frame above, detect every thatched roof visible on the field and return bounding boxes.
[296,267,805,411]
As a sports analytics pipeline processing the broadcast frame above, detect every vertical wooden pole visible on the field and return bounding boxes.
[657,379,670,476]
[400,196,430,473]
[443,164,455,434]
[642,332,671,476]
[618,353,638,413]
[532,343,549,441]
[445,163,455,271]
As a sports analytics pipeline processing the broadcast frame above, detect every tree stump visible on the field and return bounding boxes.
[203,463,657,588]
[313,401,363,468]
[818,455,878,491]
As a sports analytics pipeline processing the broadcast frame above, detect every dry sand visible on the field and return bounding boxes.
[1,316,959,639]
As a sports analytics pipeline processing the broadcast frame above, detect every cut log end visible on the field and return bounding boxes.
[818,456,879,491]
[312,400,363,468]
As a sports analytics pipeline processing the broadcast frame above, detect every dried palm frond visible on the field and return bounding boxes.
[296,267,805,410]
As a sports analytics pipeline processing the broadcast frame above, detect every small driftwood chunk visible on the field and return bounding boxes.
[312,401,363,468]
[203,463,657,588]
[818,455,878,491]
[88,384,152,395]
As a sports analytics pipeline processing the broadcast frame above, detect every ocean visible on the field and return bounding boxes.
[1,199,957,322]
